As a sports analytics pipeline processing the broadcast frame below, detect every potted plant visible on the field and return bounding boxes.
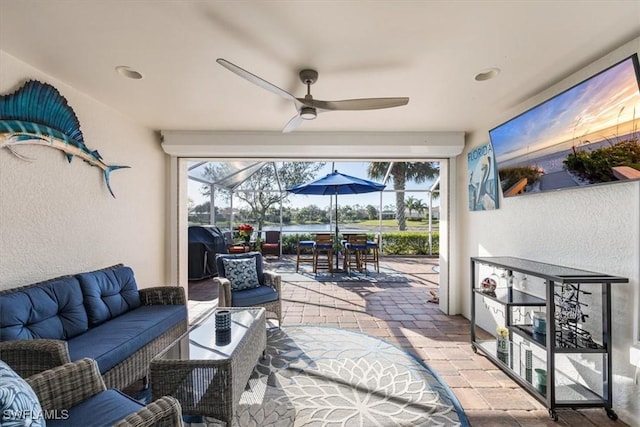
[238,224,254,244]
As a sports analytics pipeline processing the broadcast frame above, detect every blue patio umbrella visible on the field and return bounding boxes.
[287,170,386,269]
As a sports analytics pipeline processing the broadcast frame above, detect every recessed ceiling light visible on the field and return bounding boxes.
[115,66,143,80]
[474,67,500,82]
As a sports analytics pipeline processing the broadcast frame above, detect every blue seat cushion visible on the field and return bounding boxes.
[346,243,367,250]
[47,389,144,427]
[366,241,379,247]
[67,305,186,374]
[298,240,314,247]
[77,265,142,326]
[0,275,88,341]
[231,285,279,307]
[216,252,264,285]
[314,243,333,249]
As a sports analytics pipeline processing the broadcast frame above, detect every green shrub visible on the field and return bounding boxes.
[564,139,640,183]
[380,232,439,255]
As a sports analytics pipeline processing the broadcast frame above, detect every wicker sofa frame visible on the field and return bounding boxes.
[27,358,183,427]
[0,268,188,390]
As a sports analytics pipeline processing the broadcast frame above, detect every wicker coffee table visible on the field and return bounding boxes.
[150,307,266,424]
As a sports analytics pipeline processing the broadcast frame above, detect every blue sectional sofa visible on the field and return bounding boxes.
[0,264,188,390]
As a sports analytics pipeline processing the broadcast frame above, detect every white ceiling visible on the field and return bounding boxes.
[1,1,639,137]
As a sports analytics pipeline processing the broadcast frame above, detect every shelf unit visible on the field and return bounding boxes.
[470,256,628,421]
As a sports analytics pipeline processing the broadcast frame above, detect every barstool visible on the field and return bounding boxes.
[313,233,334,274]
[344,234,367,275]
[364,234,380,273]
[296,237,315,272]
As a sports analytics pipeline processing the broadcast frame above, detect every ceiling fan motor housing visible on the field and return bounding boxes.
[299,69,318,85]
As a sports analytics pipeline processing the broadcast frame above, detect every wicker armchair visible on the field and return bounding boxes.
[26,358,182,426]
[215,252,282,324]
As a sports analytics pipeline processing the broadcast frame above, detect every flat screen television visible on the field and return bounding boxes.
[490,53,640,197]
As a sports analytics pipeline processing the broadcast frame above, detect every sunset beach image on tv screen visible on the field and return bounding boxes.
[490,54,640,197]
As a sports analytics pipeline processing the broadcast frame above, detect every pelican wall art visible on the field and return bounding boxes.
[468,141,499,211]
[0,80,129,197]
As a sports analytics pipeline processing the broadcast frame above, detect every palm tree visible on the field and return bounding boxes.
[414,199,428,220]
[405,196,419,220]
[367,162,439,230]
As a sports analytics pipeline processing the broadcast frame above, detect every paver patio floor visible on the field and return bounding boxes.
[188,255,626,427]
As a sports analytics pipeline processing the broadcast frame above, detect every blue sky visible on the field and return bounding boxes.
[490,56,640,163]
[188,161,438,209]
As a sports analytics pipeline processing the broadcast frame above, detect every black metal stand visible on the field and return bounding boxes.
[470,256,627,422]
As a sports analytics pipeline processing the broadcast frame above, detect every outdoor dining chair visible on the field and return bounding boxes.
[343,234,368,275]
[313,233,334,274]
[296,237,315,272]
[364,234,380,273]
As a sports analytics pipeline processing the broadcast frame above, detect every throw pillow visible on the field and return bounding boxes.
[0,360,46,427]
[222,257,260,291]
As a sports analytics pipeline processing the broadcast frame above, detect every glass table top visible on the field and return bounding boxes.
[157,308,264,361]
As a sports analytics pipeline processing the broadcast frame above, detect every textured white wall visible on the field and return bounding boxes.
[456,38,640,424]
[0,51,168,289]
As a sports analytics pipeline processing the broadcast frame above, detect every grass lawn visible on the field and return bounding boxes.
[349,219,439,232]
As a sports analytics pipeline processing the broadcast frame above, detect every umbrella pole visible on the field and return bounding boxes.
[335,193,340,270]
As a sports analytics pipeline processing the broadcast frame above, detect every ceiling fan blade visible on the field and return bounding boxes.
[283,114,304,133]
[217,58,296,102]
[299,97,409,111]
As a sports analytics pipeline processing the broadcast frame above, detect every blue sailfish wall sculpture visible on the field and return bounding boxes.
[0,80,129,197]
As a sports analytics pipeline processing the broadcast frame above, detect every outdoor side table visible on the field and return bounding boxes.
[228,244,251,254]
[150,307,266,424]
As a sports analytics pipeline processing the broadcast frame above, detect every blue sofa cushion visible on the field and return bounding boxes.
[231,285,278,307]
[216,252,264,285]
[0,360,45,427]
[0,275,88,340]
[222,257,260,291]
[77,265,141,326]
[47,389,143,427]
[67,305,186,374]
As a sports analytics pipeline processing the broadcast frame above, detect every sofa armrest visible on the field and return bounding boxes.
[26,358,106,411]
[114,395,183,427]
[214,277,232,307]
[264,270,282,295]
[0,339,71,378]
[139,286,186,306]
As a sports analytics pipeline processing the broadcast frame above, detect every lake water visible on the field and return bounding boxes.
[261,224,368,236]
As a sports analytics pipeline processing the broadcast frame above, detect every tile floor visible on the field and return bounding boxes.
[188,255,626,427]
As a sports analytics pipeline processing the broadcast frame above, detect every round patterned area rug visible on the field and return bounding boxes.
[188,326,469,427]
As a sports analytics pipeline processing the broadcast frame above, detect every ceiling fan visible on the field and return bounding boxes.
[216,58,409,133]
